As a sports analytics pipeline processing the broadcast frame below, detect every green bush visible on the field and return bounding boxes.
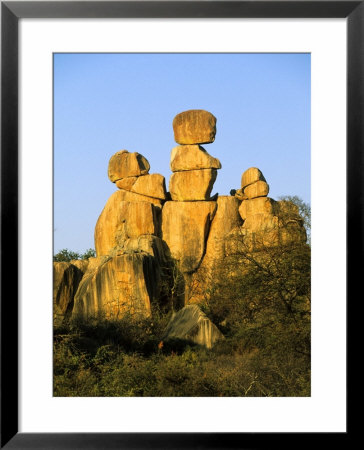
[54,248,96,262]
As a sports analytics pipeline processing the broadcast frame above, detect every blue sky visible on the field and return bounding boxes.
[54,53,310,253]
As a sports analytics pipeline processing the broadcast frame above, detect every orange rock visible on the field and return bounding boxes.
[241,167,266,189]
[108,150,150,182]
[170,145,221,172]
[169,169,217,201]
[94,191,159,256]
[162,201,217,273]
[239,197,278,220]
[243,181,269,199]
[173,110,217,144]
[131,173,167,200]
[116,177,138,191]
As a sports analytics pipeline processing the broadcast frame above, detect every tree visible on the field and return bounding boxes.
[53,248,96,262]
[201,196,311,361]
[278,195,311,244]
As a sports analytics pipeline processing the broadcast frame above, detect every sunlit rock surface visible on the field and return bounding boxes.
[169,169,217,201]
[161,201,217,273]
[108,150,150,182]
[72,253,160,320]
[172,109,217,145]
[162,305,224,349]
[170,145,221,172]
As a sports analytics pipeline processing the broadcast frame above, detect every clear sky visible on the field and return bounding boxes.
[54,53,310,254]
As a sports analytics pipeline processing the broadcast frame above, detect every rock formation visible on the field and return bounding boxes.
[54,109,308,348]
[231,167,306,249]
[162,305,224,349]
[53,261,86,326]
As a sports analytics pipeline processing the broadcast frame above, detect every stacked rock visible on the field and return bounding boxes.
[238,167,279,241]
[237,167,306,247]
[162,110,221,274]
[169,110,221,201]
[108,150,167,206]
[70,150,170,321]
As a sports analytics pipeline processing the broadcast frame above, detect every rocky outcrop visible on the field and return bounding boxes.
[72,252,160,320]
[54,109,307,326]
[172,110,217,144]
[162,305,224,349]
[234,168,307,249]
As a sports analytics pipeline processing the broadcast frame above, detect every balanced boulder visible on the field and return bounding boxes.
[108,150,150,182]
[241,167,266,189]
[173,110,217,145]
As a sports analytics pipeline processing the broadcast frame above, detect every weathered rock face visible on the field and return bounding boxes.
[169,169,217,201]
[72,253,160,320]
[162,305,224,349]
[243,213,279,233]
[170,145,221,172]
[116,176,138,191]
[108,150,150,182]
[233,188,248,201]
[117,188,163,208]
[204,196,242,263]
[53,262,85,325]
[130,173,167,200]
[173,110,217,145]
[243,180,270,199]
[95,192,160,256]
[241,167,266,189]
[239,197,278,221]
[162,201,217,273]
[186,196,242,304]
[69,259,89,272]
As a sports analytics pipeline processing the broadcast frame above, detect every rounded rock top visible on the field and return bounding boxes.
[173,109,217,145]
[241,167,266,189]
[108,150,150,183]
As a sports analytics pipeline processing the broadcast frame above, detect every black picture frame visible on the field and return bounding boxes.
[1,1,358,448]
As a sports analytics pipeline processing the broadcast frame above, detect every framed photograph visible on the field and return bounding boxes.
[1,1,358,448]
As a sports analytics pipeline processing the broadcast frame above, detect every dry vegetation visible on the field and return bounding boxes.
[54,198,311,397]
